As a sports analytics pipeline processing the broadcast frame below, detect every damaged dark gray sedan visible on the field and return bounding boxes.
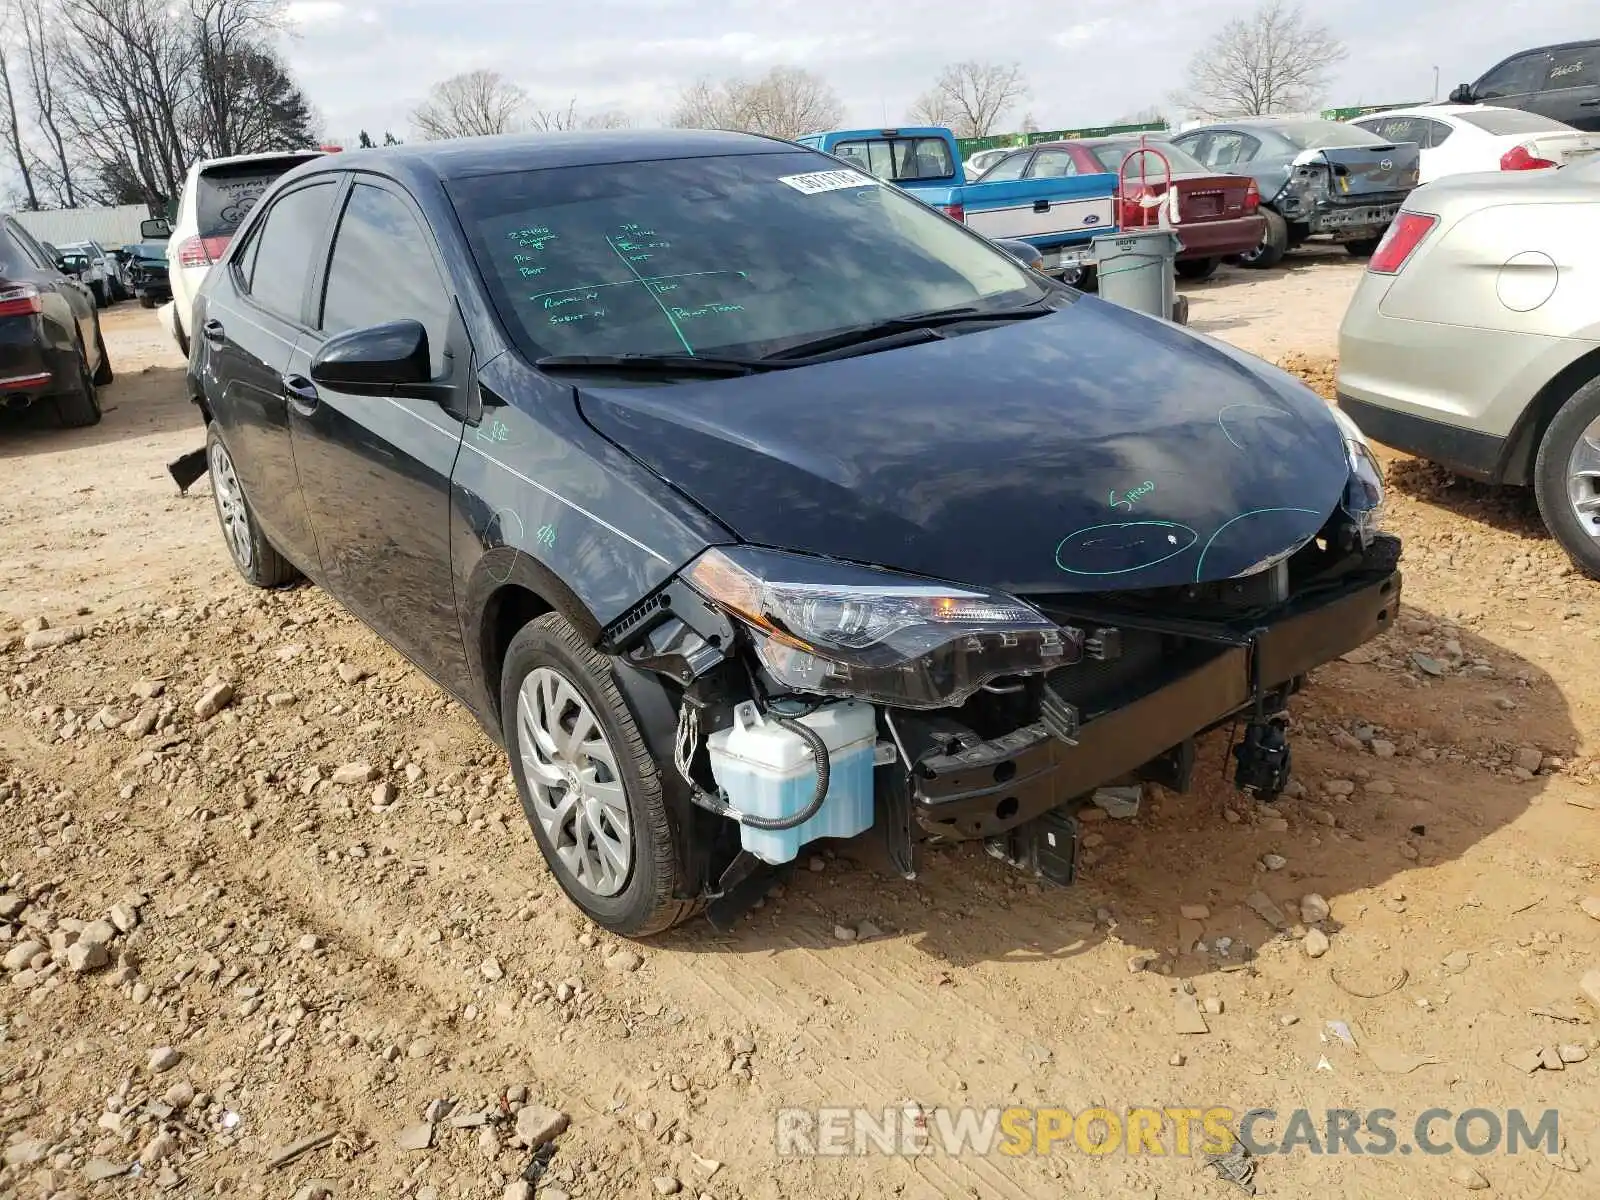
[185,130,1400,935]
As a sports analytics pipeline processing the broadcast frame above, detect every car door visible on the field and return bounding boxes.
[285,175,472,695]
[1530,45,1600,131]
[202,177,338,572]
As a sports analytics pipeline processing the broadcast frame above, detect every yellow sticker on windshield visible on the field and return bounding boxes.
[778,170,878,195]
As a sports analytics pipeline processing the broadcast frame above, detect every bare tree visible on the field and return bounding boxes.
[412,70,527,140]
[526,99,633,132]
[1177,0,1346,118]
[190,0,283,159]
[671,66,841,140]
[14,0,74,205]
[909,61,1027,138]
[0,30,38,210]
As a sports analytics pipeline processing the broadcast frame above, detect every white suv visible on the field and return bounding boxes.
[160,149,330,355]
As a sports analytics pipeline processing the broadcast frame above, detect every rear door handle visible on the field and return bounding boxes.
[1033,199,1051,213]
[283,373,319,415]
[1581,98,1600,107]
[201,318,225,346]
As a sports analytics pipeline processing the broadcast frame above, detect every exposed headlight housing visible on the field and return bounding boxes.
[686,546,1082,708]
[1329,405,1385,545]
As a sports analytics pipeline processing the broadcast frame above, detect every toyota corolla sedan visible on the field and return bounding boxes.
[187,130,1400,936]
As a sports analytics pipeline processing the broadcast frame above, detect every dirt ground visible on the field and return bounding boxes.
[2,263,1598,1200]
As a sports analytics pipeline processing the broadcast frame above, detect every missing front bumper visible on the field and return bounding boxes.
[896,568,1401,841]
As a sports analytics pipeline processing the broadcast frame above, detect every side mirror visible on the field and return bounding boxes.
[1448,84,1473,104]
[992,237,1045,271]
[310,320,432,395]
[140,218,171,240]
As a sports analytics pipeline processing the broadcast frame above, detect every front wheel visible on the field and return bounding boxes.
[502,613,694,937]
[206,423,298,587]
[1176,257,1220,282]
[1237,209,1288,269]
[1534,375,1600,579]
[1345,237,1383,258]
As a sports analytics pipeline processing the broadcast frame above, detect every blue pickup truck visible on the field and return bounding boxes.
[795,126,1119,277]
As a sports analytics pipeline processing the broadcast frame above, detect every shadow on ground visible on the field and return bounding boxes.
[0,364,190,460]
[1386,457,1549,542]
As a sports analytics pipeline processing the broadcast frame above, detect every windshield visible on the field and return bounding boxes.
[449,150,1044,363]
[1089,141,1210,175]
[197,156,320,239]
[1274,121,1389,150]
[1457,108,1573,135]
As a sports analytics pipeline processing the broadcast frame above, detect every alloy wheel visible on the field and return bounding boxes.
[515,666,633,897]
[1565,416,1600,539]
[209,440,254,572]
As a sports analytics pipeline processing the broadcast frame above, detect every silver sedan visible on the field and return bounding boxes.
[1336,159,1600,574]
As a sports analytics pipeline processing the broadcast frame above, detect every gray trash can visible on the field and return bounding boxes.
[1091,229,1184,323]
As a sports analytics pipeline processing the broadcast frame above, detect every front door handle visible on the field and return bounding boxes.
[201,318,225,346]
[283,373,319,415]
[1033,199,1051,213]
[1580,98,1600,107]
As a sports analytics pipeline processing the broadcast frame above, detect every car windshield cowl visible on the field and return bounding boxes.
[535,352,781,377]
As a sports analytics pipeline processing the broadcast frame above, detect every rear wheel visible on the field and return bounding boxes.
[207,422,298,587]
[54,340,100,428]
[90,281,107,308]
[1176,256,1221,282]
[91,322,113,386]
[138,295,156,309]
[1534,375,1600,579]
[1345,237,1383,258]
[503,613,694,937]
[1237,208,1288,269]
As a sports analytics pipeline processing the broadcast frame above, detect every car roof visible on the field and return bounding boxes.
[291,129,796,184]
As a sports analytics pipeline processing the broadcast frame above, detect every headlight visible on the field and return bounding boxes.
[686,546,1082,708]
[1330,405,1385,543]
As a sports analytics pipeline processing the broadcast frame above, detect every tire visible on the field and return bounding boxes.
[1345,237,1383,258]
[90,281,107,308]
[54,340,100,428]
[1237,208,1288,269]
[1176,256,1221,282]
[92,322,113,386]
[139,295,156,309]
[1533,375,1600,579]
[206,422,298,587]
[502,612,694,937]
[1060,265,1098,292]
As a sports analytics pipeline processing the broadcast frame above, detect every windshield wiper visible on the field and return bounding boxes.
[535,352,778,377]
[762,298,1055,362]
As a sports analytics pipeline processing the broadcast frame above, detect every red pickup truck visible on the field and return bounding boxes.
[976,135,1266,282]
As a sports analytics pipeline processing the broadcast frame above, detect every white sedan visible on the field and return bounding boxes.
[1351,104,1598,183]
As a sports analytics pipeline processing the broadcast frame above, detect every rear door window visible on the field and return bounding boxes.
[1026,149,1079,178]
[196,156,320,240]
[1543,47,1600,90]
[975,151,1030,181]
[240,180,338,323]
[1201,132,1260,167]
[320,182,452,377]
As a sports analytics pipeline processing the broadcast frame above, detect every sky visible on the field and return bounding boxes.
[287,0,1591,143]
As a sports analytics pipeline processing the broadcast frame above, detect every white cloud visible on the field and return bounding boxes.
[280,0,1598,144]
[285,1,348,27]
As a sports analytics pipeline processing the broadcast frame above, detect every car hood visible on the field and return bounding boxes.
[576,297,1352,594]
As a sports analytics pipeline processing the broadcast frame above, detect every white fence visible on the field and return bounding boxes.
[13,205,162,249]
